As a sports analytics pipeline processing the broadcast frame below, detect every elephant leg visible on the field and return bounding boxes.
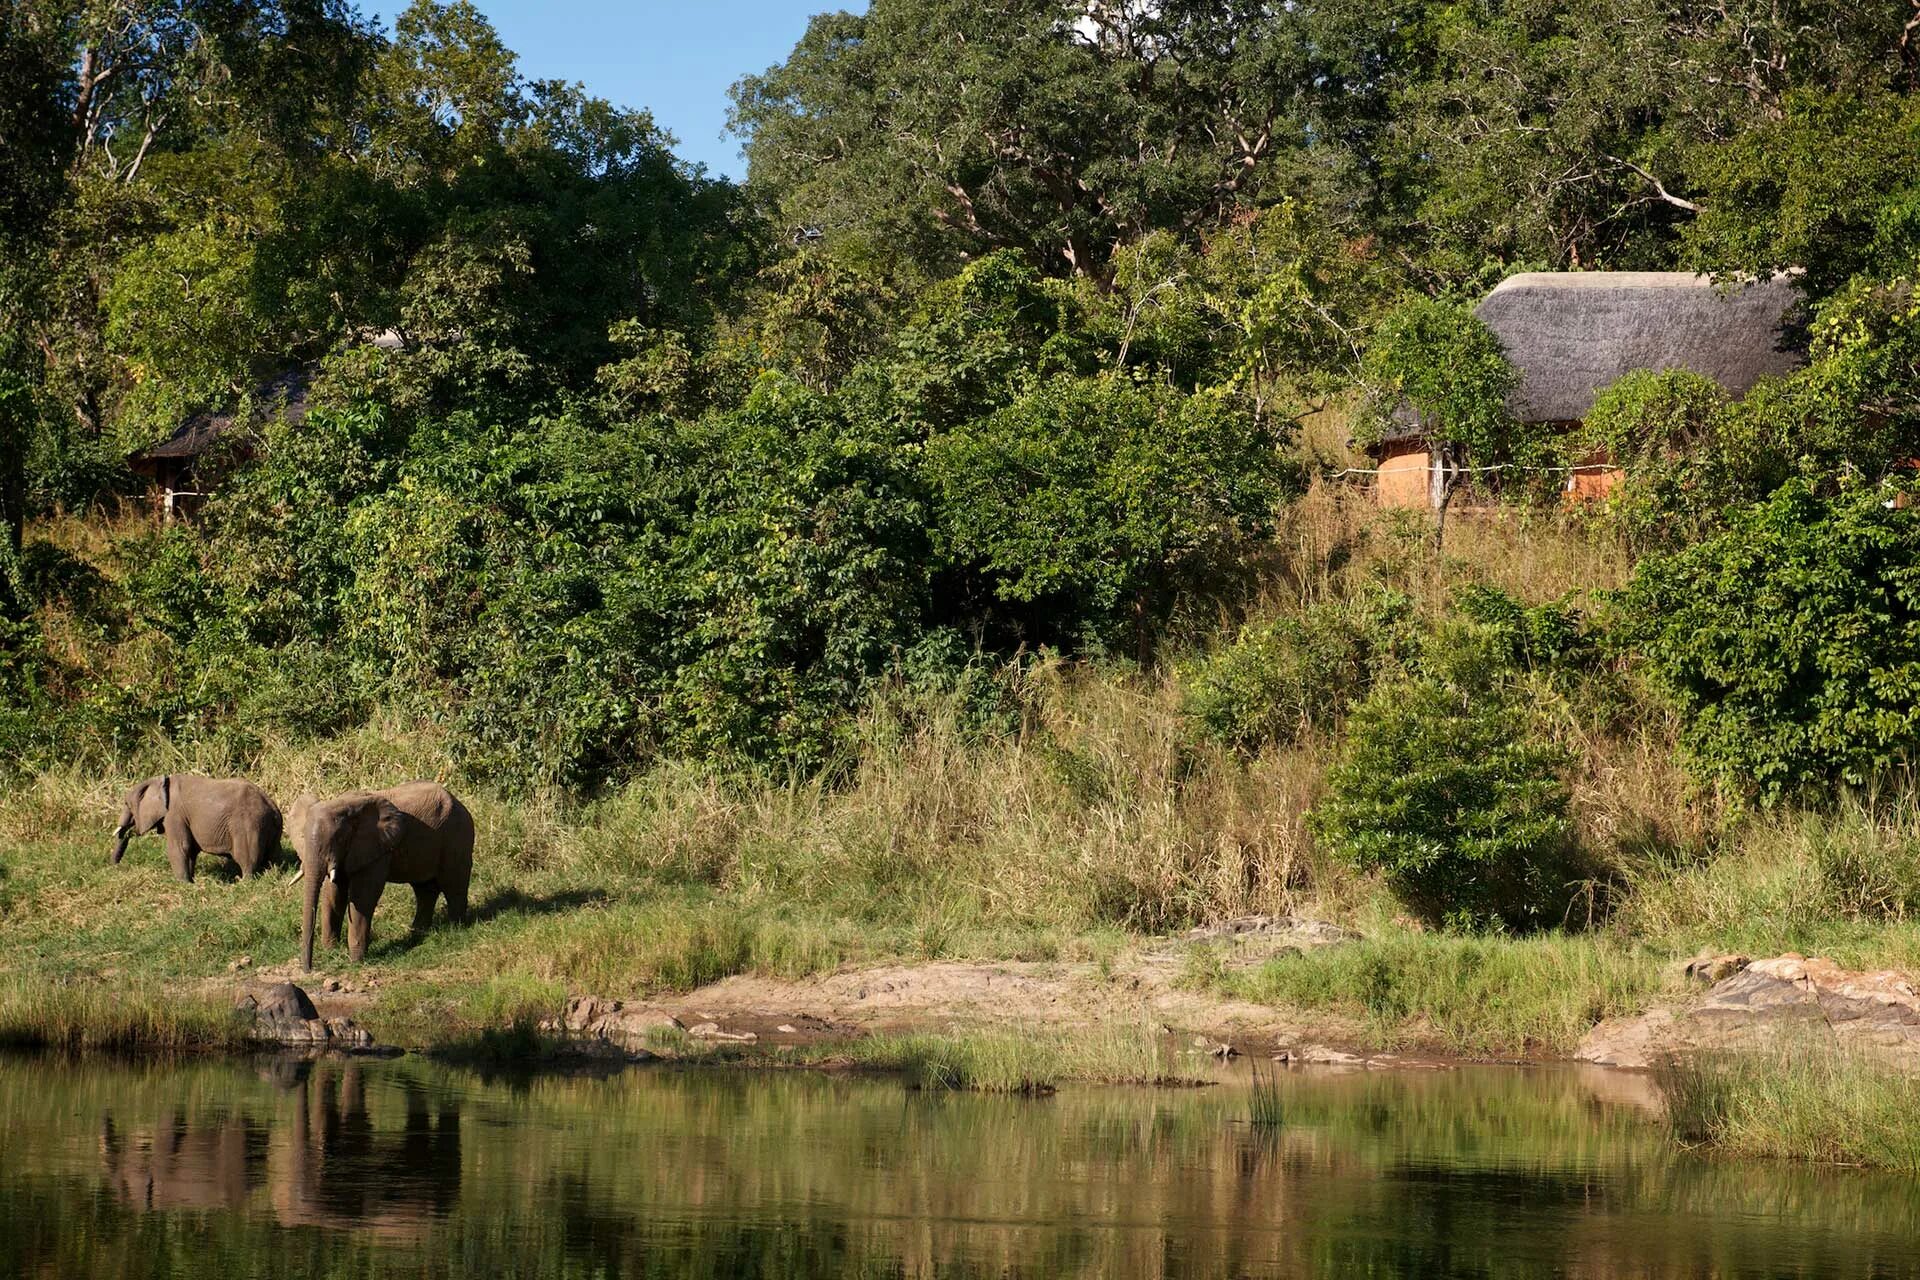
[441,860,472,926]
[409,881,439,934]
[165,831,196,883]
[345,873,385,963]
[322,880,347,950]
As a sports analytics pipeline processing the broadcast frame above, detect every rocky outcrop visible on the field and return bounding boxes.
[1579,954,1920,1069]
[545,996,682,1054]
[1183,915,1358,946]
[233,982,382,1053]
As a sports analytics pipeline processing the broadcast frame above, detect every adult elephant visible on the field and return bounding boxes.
[291,783,474,971]
[112,775,283,882]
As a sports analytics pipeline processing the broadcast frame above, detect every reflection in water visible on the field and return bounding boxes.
[1,1055,1918,1277]
[101,1110,267,1212]
[272,1059,462,1239]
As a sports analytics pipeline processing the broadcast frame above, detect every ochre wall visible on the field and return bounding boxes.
[1375,443,1431,508]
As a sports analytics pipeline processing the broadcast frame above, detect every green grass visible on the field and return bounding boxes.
[810,1022,1178,1092]
[1225,932,1670,1057]
[1657,1044,1920,1171]
[0,979,247,1052]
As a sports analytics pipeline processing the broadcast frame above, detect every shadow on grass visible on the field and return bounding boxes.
[355,887,612,963]
[466,886,611,925]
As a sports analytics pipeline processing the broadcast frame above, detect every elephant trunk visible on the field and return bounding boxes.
[300,858,321,972]
[110,808,132,865]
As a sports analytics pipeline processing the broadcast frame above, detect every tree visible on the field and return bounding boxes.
[1357,296,1523,538]
[729,0,1401,283]
[1310,674,1575,931]
[927,374,1285,654]
[0,3,75,600]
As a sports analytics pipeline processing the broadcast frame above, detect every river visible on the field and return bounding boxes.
[2,1053,1917,1277]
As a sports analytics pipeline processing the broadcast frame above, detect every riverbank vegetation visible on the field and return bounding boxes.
[1658,1046,1920,1172]
[4,0,1920,1080]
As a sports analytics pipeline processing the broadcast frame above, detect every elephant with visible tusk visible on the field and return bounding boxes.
[112,775,283,882]
[291,783,474,971]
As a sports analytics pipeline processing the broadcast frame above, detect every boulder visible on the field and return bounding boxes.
[1578,953,1920,1069]
[233,982,380,1052]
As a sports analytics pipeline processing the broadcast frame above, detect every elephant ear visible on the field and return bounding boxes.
[288,793,318,858]
[132,776,169,831]
[343,797,406,875]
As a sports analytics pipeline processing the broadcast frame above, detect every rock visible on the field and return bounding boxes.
[321,978,342,993]
[1578,953,1920,1069]
[1190,1035,1237,1058]
[775,1024,798,1035]
[547,996,683,1053]
[1295,1044,1365,1066]
[1683,951,1750,985]
[1184,915,1357,946]
[233,982,382,1053]
[227,955,252,972]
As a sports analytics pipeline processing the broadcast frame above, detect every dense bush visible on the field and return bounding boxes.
[929,375,1286,654]
[1310,674,1576,930]
[1618,479,1920,801]
[1182,588,1411,754]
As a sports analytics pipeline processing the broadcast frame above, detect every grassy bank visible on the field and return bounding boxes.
[6,498,1920,1061]
[1221,934,1667,1057]
[0,980,246,1053]
[1658,1046,1920,1171]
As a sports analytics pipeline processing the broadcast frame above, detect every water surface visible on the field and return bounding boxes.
[3,1053,1917,1277]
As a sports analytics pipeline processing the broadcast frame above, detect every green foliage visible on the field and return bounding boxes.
[1617,479,1920,802]
[1582,369,1728,464]
[1310,674,1576,931]
[729,0,1383,282]
[1450,584,1591,675]
[1358,296,1546,485]
[1183,589,1411,754]
[929,375,1286,652]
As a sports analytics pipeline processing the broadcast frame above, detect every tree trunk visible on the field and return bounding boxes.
[1431,442,1464,550]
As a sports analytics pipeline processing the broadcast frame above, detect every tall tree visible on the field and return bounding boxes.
[729,0,1400,283]
[0,2,75,585]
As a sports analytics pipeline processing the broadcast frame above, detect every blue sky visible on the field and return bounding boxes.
[466,1,865,179]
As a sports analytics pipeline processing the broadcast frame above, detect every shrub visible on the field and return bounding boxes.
[1616,479,1920,801]
[1183,588,1411,753]
[1357,295,1554,502]
[928,374,1286,654]
[1310,675,1576,930]
[1582,369,1730,466]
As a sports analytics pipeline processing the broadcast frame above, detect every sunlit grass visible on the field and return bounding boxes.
[0,979,245,1052]
[1657,1044,1920,1171]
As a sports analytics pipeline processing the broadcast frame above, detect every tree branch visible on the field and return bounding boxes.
[1603,155,1701,213]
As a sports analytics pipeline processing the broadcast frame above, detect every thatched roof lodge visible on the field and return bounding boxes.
[1371,271,1803,508]
[127,369,310,519]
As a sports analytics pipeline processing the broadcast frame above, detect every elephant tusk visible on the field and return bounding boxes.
[285,868,305,887]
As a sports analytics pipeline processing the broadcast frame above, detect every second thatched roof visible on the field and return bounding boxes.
[1477,271,1803,424]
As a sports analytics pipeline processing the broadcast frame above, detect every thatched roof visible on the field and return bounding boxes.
[1476,271,1803,423]
[129,369,310,468]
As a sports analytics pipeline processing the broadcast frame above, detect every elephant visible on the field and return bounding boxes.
[111,774,283,882]
[292,782,474,971]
